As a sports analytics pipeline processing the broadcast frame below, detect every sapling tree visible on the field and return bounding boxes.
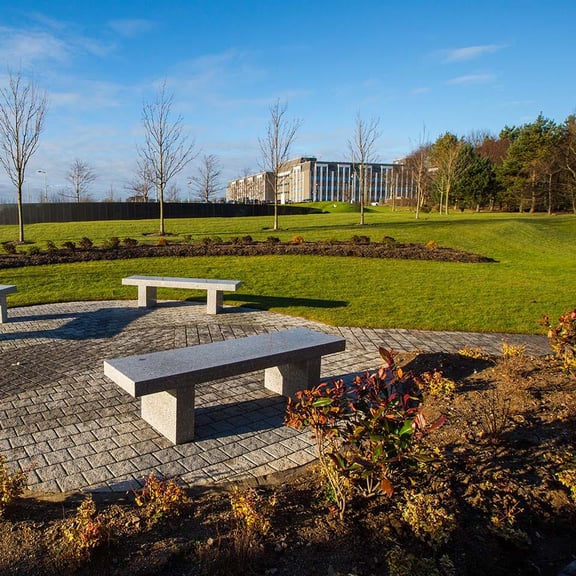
[0,69,48,242]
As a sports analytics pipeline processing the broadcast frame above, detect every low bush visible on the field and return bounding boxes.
[286,348,445,518]
[62,241,76,252]
[134,473,189,528]
[101,237,120,250]
[351,234,370,245]
[542,309,576,372]
[0,455,27,517]
[2,242,17,255]
[59,496,111,567]
[122,237,138,247]
[79,237,93,250]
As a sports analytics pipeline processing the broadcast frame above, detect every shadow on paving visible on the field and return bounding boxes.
[2,306,153,341]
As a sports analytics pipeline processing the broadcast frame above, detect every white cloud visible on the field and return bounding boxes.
[0,27,70,69]
[447,73,496,85]
[108,19,154,38]
[443,44,504,62]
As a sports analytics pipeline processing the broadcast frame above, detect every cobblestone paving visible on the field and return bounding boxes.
[0,301,550,495]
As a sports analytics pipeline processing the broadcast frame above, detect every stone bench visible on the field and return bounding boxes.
[103,328,346,444]
[0,285,17,324]
[122,275,242,314]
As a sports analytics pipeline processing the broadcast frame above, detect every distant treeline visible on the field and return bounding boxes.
[0,202,320,225]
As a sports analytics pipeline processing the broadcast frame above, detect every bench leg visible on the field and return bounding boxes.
[0,295,7,323]
[206,289,223,314]
[264,358,321,398]
[137,285,157,307]
[140,387,196,444]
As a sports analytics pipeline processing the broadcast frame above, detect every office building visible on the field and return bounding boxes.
[226,157,415,204]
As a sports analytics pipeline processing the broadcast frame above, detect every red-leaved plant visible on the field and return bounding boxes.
[285,348,445,519]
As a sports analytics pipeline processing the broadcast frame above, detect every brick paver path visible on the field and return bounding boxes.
[0,301,550,494]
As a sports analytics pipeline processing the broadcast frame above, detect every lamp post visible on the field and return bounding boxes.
[37,170,47,202]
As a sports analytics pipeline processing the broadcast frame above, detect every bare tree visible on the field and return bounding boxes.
[0,70,48,242]
[258,99,302,230]
[125,159,155,202]
[138,81,196,235]
[65,159,96,202]
[348,113,381,225]
[164,182,181,202]
[404,143,433,219]
[190,154,222,202]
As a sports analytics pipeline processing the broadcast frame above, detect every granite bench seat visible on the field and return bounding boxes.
[103,328,346,444]
[122,275,242,314]
[0,285,17,323]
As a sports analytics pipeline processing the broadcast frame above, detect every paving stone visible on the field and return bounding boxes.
[0,300,550,494]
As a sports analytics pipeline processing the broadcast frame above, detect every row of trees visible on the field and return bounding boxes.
[1,69,575,241]
[404,114,576,216]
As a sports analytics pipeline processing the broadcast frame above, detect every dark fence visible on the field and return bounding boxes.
[0,202,320,225]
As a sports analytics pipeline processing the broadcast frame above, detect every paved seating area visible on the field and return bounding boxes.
[0,300,550,495]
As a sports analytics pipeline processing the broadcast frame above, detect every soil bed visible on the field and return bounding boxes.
[0,239,496,269]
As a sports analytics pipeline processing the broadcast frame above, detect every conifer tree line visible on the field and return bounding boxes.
[404,113,576,214]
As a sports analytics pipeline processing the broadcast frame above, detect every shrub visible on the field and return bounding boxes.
[210,235,223,244]
[286,348,445,518]
[502,342,526,359]
[477,387,512,442]
[200,236,213,245]
[420,370,456,397]
[122,237,138,247]
[79,237,93,250]
[134,473,189,528]
[399,490,456,549]
[2,242,17,255]
[542,309,576,372]
[458,345,490,360]
[182,234,192,244]
[291,235,305,244]
[229,486,274,536]
[425,240,439,250]
[240,235,253,244]
[46,240,57,252]
[266,236,280,244]
[156,236,168,246]
[102,237,120,250]
[558,468,576,503]
[382,235,397,245]
[0,455,27,517]
[59,496,110,567]
[62,241,76,252]
[351,234,370,245]
[28,245,41,256]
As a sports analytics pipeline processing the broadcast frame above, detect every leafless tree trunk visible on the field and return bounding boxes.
[258,99,302,231]
[190,154,222,202]
[405,128,432,219]
[65,159,96,202]
[126,159,155,202]
[348,113,381,225]
[0,70,48,242]
[138,81,196,235]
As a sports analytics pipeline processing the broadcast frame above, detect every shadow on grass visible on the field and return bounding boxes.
[218,293,348,310]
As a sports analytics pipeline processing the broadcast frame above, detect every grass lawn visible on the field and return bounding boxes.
[0,206,574,334]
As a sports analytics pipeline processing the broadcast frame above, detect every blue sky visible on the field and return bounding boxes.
[0,0,575,202]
